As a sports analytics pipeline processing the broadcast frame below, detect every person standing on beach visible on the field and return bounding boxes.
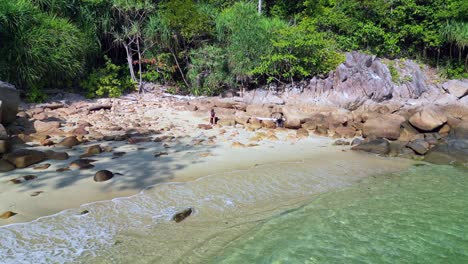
[210,109,217,125]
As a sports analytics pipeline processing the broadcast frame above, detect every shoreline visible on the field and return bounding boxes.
[0,137,418,263]
[0,127,415,226]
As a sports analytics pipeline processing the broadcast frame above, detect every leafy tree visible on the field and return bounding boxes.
[216,2,286,90]
[187,45,232,95]
[108,0,156,93]
[252,18,345,83]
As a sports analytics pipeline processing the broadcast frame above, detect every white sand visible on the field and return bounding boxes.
[0,109,415,225]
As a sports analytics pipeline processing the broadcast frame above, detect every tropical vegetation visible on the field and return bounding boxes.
[0,0,466,101]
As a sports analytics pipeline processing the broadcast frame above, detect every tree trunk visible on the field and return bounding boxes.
[258,0,262,14]
[170,49,190,88]
[123,43,137,82]
[136,38,144,94]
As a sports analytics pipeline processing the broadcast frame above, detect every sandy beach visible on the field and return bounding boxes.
[0,103,416,226]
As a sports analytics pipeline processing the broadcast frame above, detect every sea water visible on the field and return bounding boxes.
[0,160,466,263]
[209,165,468,264]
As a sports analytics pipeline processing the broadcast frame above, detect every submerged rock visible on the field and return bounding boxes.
[172,208,193,223]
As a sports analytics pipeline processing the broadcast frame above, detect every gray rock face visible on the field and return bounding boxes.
[243,52,446,110]
[0,81,20,124]
[443,80,468,99]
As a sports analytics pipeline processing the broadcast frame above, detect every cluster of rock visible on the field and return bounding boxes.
[185,53,468,167]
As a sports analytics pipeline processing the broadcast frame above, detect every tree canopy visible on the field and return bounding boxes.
[0,0,466,101]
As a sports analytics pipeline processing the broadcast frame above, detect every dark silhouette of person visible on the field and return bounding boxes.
[210,109,217,125]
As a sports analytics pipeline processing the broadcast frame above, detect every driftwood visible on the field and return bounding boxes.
[88,104,112,111]
[39,103,65,110]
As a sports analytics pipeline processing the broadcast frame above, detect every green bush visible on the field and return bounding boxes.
[0,0,88,90]
[141,53,176,84]
[216,2,286,84]
[252,19,345,83]
[26,86,47,103]
[82,56,135,98]
[187,45,232,96]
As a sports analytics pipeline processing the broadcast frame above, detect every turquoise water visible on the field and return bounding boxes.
[210,165,468,264]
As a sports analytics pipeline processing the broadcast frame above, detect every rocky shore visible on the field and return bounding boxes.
[186,52,468,167]
[0,52,467,223]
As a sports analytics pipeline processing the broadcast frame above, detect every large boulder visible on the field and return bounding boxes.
[4,149,47,168]
[442,80,468,99]
[451,121,468,139]
[409,108,447,131]
[33,120,61,134]
[0,81,20,124]
[351,138,390,155]
[363,114,405,140]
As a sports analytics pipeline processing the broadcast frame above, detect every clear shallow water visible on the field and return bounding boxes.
[209,165,468,264]
[0,156,411,264]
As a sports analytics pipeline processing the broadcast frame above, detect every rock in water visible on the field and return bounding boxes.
[0,159,15,172]
[351,138,390,155]
[172,208,193,223]
[0,81,20,124]
[4,149,47,168]
[94,170,114,182]
[0,211,17,219]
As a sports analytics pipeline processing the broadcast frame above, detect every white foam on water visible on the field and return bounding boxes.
[0,158,400,263]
